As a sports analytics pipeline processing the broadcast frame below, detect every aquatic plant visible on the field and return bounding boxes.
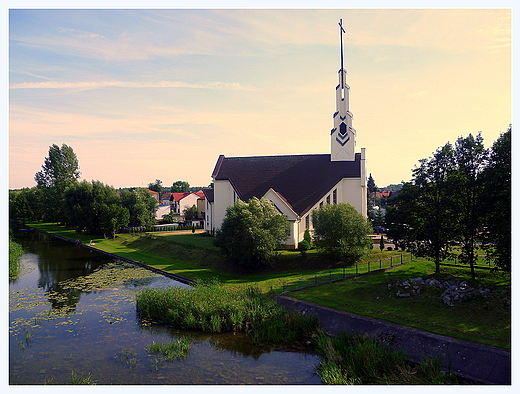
[147,337,192,360]
[136,280,319,343]
[9,239,24,280]
[70,370,96,385]
[314,332,458,384]
[114,348,138,367]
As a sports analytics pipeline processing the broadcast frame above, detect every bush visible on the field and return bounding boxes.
[297,240,311,257]
[214,197,290,269]
[312,203,372,265]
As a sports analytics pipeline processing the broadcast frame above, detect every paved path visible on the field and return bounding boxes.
[276,295,511,385]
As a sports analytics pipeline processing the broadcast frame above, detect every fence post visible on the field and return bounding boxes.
[390,256,393,266]
[368,261,370,273]
[380,259,382,269]
[356,264,358,275]
[401,254,403,264]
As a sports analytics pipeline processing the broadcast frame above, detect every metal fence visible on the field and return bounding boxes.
[278,253,413,293]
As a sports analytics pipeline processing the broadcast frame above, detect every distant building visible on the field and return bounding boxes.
[205,20,367,248]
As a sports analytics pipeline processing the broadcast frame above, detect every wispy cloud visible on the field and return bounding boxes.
[10,80,258,91]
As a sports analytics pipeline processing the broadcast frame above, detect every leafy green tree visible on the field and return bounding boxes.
[34,143,80,223]
[215,197,290,269]
[63,180,121,234]
[171,181,190,193]
[183,204,199,220]
[312,203,372,265]
[451,133,487,279]
[9,188,35,227]
[100,204,130,238]
[148,179,163,193]
[120,188,158,227]
[387,143,457,273]
[480,126,511,271]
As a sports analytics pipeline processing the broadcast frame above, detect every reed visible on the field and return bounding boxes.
[315,332,458,384]
[136,280,319,343]
[147,337,192,360]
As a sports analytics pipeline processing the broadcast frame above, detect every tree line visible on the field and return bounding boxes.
[9,144,159,238]
[386,126,511,277]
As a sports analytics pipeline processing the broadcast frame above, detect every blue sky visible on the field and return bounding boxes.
[7,5,512,190]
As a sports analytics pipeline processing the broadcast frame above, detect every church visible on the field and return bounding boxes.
[204,20,367,248]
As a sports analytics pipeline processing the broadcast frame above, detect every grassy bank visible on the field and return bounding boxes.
[9,239,24,280]
[315,332,458,384]
[290,259,511,349]
[136,280,319,344]
[27,222,510,349]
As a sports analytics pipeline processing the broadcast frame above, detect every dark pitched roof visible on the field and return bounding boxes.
[212,153,362,217]
[202,188,214,203]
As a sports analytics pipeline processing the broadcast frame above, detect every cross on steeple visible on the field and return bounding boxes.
[339,19,346,88]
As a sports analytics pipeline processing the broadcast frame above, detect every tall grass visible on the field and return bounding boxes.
[9,239,24,280]
[314,332,458,385]
[136,280,319,343]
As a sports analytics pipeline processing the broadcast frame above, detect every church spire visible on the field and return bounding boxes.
[331,18,356,161]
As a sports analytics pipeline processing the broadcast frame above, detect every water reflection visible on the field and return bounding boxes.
[10,230,322,385]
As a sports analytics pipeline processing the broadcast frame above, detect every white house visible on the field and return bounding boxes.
[205,21,367,248]
[165,192,205,217]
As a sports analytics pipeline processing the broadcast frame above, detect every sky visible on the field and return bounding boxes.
[7,4,512,191]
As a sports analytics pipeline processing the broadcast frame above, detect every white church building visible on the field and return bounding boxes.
[205,20,367,248]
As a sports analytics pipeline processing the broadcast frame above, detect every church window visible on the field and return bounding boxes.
[320,201,323,208]
[326,195,331,204]
[305,215,310,229]
[333,189,337,204]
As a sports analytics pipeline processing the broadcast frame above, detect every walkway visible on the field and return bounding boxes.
[276,295,511,385]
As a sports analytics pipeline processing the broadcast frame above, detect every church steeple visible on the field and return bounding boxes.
[331,19,356,161]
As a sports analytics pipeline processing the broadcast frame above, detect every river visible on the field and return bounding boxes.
[9,230,322,385]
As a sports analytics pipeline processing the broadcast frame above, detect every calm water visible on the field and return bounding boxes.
[9,230,321,385]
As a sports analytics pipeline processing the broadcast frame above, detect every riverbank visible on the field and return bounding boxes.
[276,295,511,385]
[26,223,510,349]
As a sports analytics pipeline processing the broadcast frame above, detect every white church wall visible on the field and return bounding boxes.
[213,179,237,230]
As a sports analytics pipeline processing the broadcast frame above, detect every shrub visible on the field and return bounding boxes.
[214,197,290,269]
[312,203,372,265]
[298,240,311,257]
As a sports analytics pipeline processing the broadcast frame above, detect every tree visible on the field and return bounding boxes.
[148,179,163,193]
[386,143,457,273]
[183,204,199,220]
[34,143,80,223]
[63,180,122,234]
[100,204,130,238]
[451,133,487,279]
[214,197,290,269]
[120,188,158,227]
[312,203,372,265]
[367,173,378,219]
[9,188,35,227]
[479,126,511,271]
[171,181,190,193]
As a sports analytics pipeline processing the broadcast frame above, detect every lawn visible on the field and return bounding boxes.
[290,259,511,349]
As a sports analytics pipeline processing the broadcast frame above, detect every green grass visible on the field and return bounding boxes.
[147,337,192,360]
[9,239,24,280]
[315,332,458,384]
[136,280,319,343]
[291,259,511,349]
